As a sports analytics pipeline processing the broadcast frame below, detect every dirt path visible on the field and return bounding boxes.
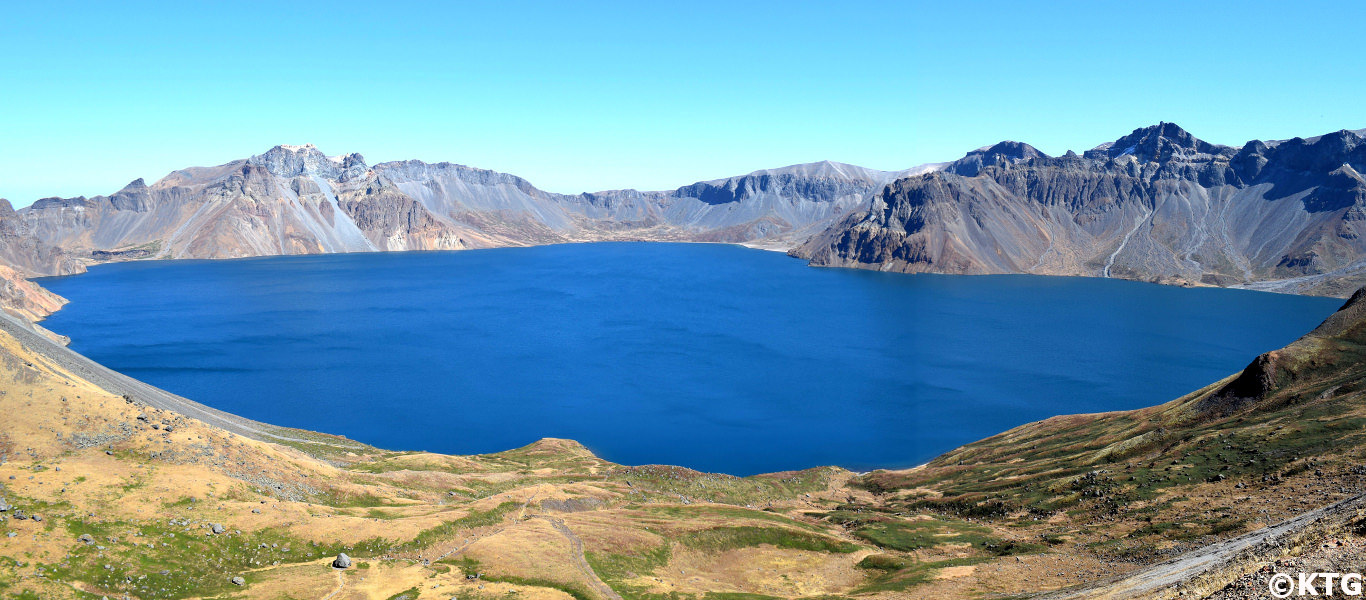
[532,515,623,600]
[321,569,345,600]
[431,494,538,563]
[1045,493,1366,599]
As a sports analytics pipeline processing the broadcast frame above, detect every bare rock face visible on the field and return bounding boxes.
[793,124,1366,296]
[247,144,367,182]
[0,265,66,322]
[0,199,77,320]
[12,150,918,273]
[336,177,467,251]
[0,199,83,277]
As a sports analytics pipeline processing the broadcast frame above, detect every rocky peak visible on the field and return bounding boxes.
[247,144,369,181]
[337,153,368,181]
[1087,122,1229,163]
[29,196,93,210]
[109,178,152,212]
[948,141,1046,177]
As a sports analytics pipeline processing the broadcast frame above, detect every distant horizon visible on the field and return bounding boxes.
[4,1,1364,207]
[6,119,1363,208]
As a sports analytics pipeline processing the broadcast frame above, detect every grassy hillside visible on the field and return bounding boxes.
[843,291,1366,590]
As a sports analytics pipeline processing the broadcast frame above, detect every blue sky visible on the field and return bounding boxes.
[2,1,1362,206]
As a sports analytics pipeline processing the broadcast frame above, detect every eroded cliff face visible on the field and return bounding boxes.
[13,146,914,272]
[0,199,79,320]
[0,264,65,322]
[792,124,1366,296]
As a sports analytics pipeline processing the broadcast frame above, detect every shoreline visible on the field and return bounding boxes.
[23,242,1340,479]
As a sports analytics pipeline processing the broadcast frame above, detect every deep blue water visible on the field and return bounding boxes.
[38,243,1342,475]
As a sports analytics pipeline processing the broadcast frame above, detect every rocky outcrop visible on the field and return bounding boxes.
[0,264,66,322]
[0,199,78,320]
[0,199,83,277]
[792,123,1366,296]
[1201,285,1366,415]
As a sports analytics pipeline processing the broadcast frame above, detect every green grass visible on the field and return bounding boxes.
[1128,516,1248,541]
[479,574,595,600]
[384,587,421,600]
[679,526,859,554]
[608,466,838,506]
[702,594,783,600]
[312,488,398,508]
[853,556,992,594]
[437,555,483,574]
[585,525,855,600]
[585,542,672,598]
[846,516,1037,556]
[397,501,519,551]
[856,554,908,572]
[640,505,828,533]
[47,516,390,599]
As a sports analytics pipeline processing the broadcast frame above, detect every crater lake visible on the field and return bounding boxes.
[38,242,1343,475]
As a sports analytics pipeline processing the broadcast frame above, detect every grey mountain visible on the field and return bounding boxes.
[791,123,1366,296]
[13,146,929,275]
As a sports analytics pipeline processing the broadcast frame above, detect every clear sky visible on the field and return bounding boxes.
[2,1,1362,206]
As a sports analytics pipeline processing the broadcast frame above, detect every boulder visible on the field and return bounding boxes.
[333,553,352,569]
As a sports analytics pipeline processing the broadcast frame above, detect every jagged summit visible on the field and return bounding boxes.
[792,122,1366,297]
[248,144,368,181]
[1085,122,1232,162]
[690,160,927,188]
[949,141,1047,176]
[108,177,153,212]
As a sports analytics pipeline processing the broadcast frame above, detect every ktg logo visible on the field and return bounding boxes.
[1270,573,1366,597]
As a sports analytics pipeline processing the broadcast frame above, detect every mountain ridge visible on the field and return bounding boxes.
[8,144,921,286]
[792,122,1366,297]
[2,121,1366,326]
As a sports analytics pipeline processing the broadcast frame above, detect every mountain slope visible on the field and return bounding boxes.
[13,147,920,273]
[792,124,1366,296]
[0,199,80,320]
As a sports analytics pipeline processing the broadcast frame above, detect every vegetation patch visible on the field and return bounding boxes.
[854,556,991,594]
[48,516,389,599]
[384,587,421,600]
[585,542,672,598]
[679,526,858,554]
[479,574,594,600]
[398,501,519,551]
[849,516,1038,556]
